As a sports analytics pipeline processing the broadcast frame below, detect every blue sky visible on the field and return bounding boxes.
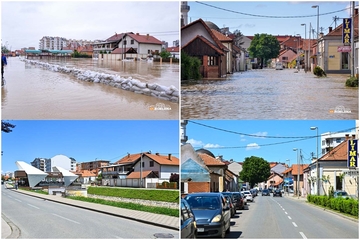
[185,120,356,166]
[186,1,356,38]
[1,120,179,173]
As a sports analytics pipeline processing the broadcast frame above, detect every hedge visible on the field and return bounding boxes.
[307,194,358,217]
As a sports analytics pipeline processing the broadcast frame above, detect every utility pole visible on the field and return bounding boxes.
[351,1,355,77]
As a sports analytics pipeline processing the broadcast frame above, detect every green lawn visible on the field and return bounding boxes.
[87,187,179,203]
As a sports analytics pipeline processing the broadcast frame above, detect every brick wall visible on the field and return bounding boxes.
[188,182,210,193]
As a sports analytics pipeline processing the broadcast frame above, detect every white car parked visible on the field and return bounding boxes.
[241,191,254,202]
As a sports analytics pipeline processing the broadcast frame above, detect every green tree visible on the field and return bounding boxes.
[181,51,201,81]
[248,33,280,69]
[160,50,171,59]
[239,156,271,188]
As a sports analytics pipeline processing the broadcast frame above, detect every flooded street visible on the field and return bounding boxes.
[181,69,358,119]
[1,57,179,119]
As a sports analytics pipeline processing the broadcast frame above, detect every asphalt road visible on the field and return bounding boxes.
[226,194,358,239]
[1,186,179,239]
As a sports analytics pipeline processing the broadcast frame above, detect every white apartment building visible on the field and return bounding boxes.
[30,158,47,172]
[45,155,76,172]
[321,131,356,155]
[39,36,68,50]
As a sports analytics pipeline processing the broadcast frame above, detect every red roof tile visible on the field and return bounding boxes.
[198,153,226,166]
[128,33,162,45]
[126,170,155,179]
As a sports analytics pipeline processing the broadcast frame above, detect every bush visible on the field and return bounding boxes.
[181,51,201,81]
[307,194,358,217]
[313,66,327,77]
[345,76,359,87]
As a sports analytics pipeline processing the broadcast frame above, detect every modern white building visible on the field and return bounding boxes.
[15,161,48,188]
[321,131,356,155]
[46,155,76,172]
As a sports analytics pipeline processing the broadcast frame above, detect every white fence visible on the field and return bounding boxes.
[102,178,168,188]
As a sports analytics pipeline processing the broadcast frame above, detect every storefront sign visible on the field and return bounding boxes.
[337,46,351,52]
[342,18,352,44]
[347,139,358,168]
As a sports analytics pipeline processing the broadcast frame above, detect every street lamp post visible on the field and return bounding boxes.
[301,24,307,71]
[293,148,300,198]
[286,159,290,195]
[296,34,301,70]
[310,126,319,195]
[312,5,319,67]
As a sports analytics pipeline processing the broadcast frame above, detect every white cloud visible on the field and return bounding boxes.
[187,139,204,147]
[187,139,222,149]
[252,132,268,138]
[204,143,222,148]
[246,143,260,150]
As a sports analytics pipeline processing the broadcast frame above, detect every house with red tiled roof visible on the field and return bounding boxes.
[181,18,228,78]
[99,152,179,188]
[317,8,358,74]
[166,46,179,59]
[211,29,234,74]
[92,32,162,60]
[305,134,358,197]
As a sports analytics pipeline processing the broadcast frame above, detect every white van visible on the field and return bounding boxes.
[275,62,283,70]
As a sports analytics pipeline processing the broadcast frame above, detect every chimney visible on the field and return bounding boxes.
[168,154,172,160]
[128,153,130,158]
[136,33,139,35]
[156,153,159,156]
[345,134,350,140]
[329,27,332,33]
[352,134,356,140]
[146,34,149,40]
[355,8,358,15]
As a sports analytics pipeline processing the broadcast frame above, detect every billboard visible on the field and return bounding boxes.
[347,139,358,168]
[342,18,352,44]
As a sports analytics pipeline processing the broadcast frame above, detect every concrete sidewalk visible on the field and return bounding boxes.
[2,188,179,238]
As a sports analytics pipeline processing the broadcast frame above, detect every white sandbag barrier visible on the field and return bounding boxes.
[21,59,179,103]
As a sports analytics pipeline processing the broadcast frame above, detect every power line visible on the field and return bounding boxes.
[188,120,356,139]
[195,1,350,19]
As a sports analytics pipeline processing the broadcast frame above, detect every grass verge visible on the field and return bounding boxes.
[68,196,179,217]
[20,187,48,195]
[87,187,179,203]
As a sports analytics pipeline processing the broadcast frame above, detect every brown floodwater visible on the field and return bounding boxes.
[181,68,358,119]
[1,57,179,119]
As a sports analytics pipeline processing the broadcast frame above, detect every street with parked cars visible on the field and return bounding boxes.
[181,188,358,239]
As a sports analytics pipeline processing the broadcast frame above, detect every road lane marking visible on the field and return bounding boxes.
[14,199,22,202]
[27,204,40,209]
[52,213,80,224]
[288,216,292,220]
[300,232,307,239]
[285,212,288,214]
[292,222,298,227]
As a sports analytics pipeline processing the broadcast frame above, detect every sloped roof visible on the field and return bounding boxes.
[290,164,309,175]
[198,153,226,166]
[115,153,141,164]
[182,18,228,52]
[319,140,347,161]
[166,46,179,52]
[126,170,158,179]
[128,33,162,45]
[182,35,225,55]
[111,47,137,54]
[211,29,233,42]
[106,32,128,42]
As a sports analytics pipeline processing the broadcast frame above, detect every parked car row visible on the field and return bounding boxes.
[181,191,252,238]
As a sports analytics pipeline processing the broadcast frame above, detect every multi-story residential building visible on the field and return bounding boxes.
[30,158,48,172]
[321,131,356,155]
[39,36,68,50]
[45,155,76,172]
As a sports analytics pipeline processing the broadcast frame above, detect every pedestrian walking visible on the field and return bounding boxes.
[1,53,8,86]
